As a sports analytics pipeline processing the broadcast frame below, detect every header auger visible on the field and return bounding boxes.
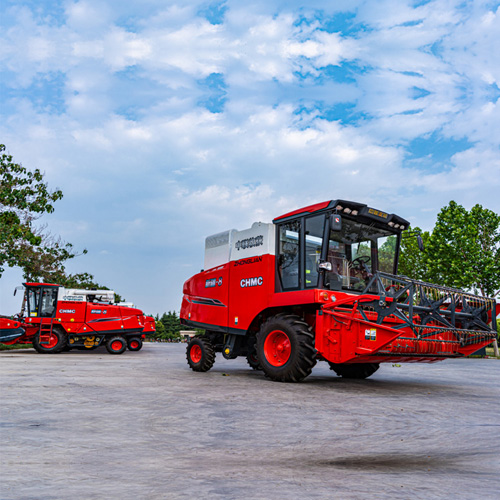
[180,199,497,382]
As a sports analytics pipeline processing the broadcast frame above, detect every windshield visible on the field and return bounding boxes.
[325,219,397,292]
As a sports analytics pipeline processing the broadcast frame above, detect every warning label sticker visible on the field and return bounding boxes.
[365,329,377,341]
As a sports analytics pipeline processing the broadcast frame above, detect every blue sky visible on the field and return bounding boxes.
[1,0,500,314]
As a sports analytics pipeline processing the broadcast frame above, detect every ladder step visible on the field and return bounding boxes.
[38,322,55,344]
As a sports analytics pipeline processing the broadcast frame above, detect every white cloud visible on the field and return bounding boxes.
[65,0,113,33]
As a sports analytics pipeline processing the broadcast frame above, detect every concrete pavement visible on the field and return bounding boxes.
[1,343,499,499]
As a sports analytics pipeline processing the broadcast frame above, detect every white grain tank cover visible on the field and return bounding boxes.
[204,229,237,270]
[229,222,275,261]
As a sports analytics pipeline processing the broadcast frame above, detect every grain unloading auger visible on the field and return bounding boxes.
[180,199,497,382]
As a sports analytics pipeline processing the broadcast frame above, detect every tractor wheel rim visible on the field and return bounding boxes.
[130,340,139,349]
[111,340,123,351]
[45,334,58,349]
[190,344,202,363]
[264,330,291,367]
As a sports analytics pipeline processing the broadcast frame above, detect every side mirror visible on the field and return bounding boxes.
[330,214,342,231]
[317,261,332,272]
[417,235,424,252]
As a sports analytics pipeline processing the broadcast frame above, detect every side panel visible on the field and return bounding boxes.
[227,254,275,331]
[85,303,124,334]
[56,300,86,324]
[119,306,145,332]
[25,300,87,334]
[181,263,230,329]
[226,222,276,332]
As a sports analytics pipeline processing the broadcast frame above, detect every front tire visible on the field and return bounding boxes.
[106,336,127,355]
[329,363,380,379]
[33,327,67,354]
[186,336,216,372]
[256,314,316,382]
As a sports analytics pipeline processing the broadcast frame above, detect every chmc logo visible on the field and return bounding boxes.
[240,277,263,288]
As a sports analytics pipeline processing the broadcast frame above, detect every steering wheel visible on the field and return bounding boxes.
[352,256,370,266]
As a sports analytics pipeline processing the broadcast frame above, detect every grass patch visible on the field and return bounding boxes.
[0,343,33,351]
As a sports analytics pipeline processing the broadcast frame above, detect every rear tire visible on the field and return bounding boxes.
[256,314,316,382]
[329,363,380,379]
[246,352,262,371]
[106,336,127,355]
[186,336,215,372]
[33,327,67,354]
[127,337,143,351]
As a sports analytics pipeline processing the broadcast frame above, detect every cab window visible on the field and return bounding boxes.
[27,288,40,316]
[377,235,397,274]
[40,288,58,317]
[278,221,301,289]
[305,215,324,288]
[27,287,58,318]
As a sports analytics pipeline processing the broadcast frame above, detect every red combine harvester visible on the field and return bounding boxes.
[180,200,497,381]
[0,283,155,354]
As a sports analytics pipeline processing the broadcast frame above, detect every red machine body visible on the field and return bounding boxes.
[0,284,154,354]
[181,200,497,381]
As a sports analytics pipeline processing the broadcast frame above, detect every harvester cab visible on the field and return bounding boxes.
[275,200,408,294]
[181,199,497,382]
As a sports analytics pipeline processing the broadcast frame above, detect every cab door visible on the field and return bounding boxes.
[27,286,58,318]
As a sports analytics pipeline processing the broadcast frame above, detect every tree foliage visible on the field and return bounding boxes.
[13,226,88,282]
[398,228,431,281]
[0,144,122,297]
[0,144,73,278]
[152,311,194,340]
[399,201,500,297]
[0,144,62,214]
[378,235,397,273]
[0,144,106,292]
[55,272,125,303]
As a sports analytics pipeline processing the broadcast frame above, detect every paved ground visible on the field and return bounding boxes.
[1,343,499,500]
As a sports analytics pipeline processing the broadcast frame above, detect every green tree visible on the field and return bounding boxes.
[56,273,125,303]
[425,201,500,297]
[160,311,182,339]
[378,235,397,273]
[13,229,86,282]
[154,317,167,339]
[0,144,77,278]
[399,203,500,298]
[398,228,431,280]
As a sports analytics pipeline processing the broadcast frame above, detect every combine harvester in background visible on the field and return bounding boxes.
[0,283,155,354]
[180,199,498,382]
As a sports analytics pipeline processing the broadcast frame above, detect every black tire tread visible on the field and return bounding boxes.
[32,326,67,354]
[186,335,216,372]
[106,336,127,355]
[127,337,143,351]
[246,353,262,371]
[256,313,316,383]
